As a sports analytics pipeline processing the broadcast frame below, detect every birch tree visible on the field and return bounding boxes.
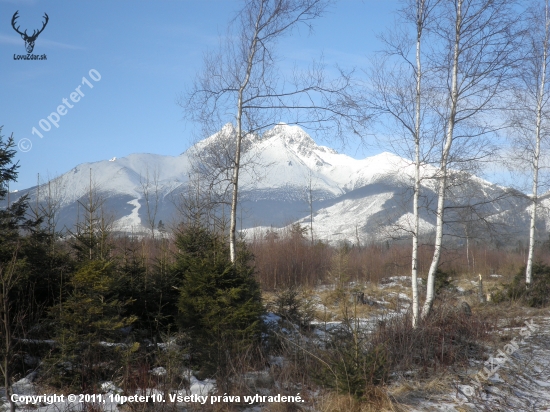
[509,0,550,286]
[421,0,519,317]
[410,0,431,328]
[370,0,440,327]
[182,0,361,263]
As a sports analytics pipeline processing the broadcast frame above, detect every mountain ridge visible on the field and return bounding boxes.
[4,124,545,245]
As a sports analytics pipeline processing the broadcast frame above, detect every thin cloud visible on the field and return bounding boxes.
[0,0,39,5]
[0,34,19,46]
[0,34,84,50]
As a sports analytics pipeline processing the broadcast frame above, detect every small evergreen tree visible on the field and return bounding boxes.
[49,261,137,389]
[117,236,179,338]
[0,129,43,412]
[173,225,263,376]
[70,173,112,262]
[495,262,550,307]
[157,219,166,232]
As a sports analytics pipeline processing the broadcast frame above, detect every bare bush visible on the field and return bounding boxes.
[371,302,496,375]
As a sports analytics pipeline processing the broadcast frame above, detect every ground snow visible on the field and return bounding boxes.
[2,305,549,411]
[405,315,550,411]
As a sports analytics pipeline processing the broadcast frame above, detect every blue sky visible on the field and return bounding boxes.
[1,0,399,189]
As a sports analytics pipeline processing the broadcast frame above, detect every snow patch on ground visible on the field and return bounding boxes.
[112,198,144,232]
[405,315,550,411]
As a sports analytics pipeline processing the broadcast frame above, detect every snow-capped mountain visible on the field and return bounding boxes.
[4,124,545,245]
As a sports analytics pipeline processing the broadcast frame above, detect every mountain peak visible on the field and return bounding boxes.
[262,123,337,158]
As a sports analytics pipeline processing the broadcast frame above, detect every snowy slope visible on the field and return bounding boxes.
[3,124,540,243]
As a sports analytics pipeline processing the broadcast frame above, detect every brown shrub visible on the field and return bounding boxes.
[371,302,496,376]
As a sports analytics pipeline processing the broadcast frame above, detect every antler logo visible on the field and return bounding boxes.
[11,11,49,54]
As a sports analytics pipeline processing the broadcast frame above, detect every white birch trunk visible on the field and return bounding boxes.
[411,0,425,328]
[229,107,244,263]
[421,0,461,318]
[526,1,549,286]
[229,3,263,264]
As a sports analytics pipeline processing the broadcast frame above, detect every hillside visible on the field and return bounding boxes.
[4,124,544,245]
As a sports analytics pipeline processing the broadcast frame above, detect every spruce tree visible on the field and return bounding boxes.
[117,236,179,338]
[0,129,42,412]
[51,261,137,389]
[48,175,136,389]
[173,225,263,376]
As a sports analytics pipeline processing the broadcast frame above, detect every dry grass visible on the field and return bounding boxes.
[310,389,404,412]
[315,287,381,322]
[389,373,456,401]
[311,280,415,324]
[260,404,307,412]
